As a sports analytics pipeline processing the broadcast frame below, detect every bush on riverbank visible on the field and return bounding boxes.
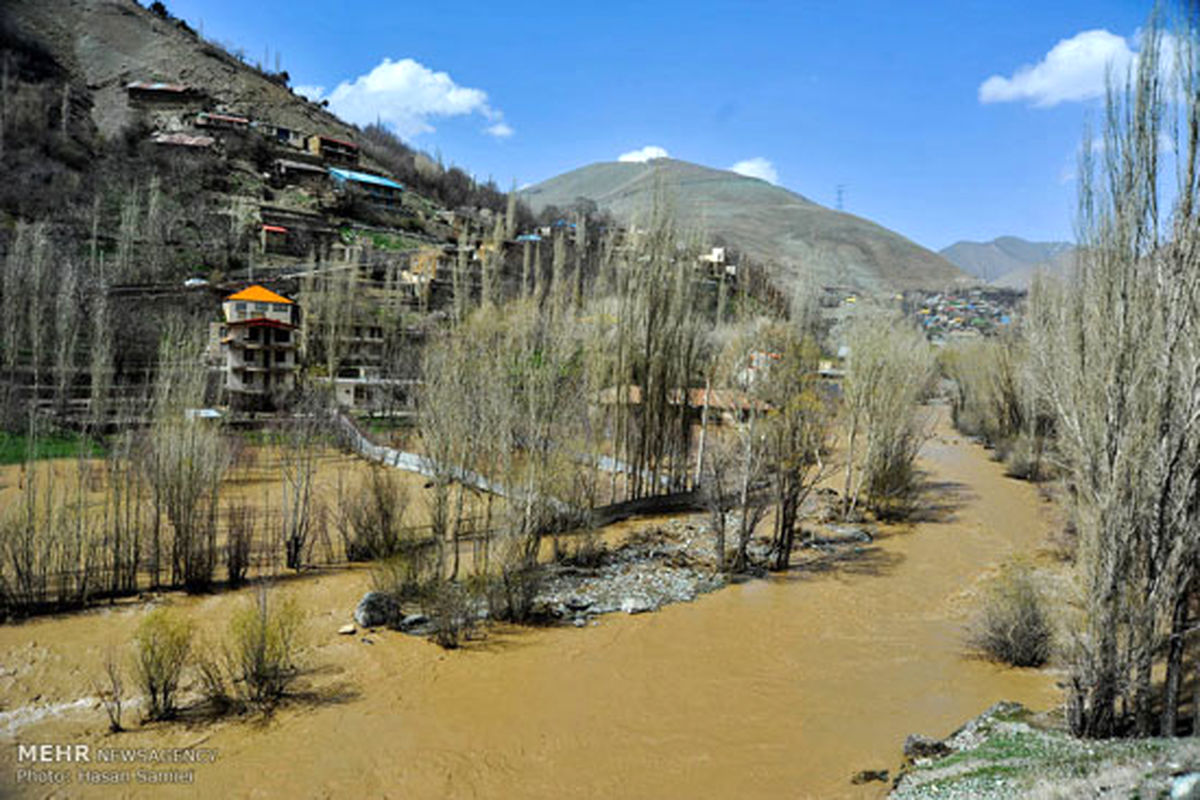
[969,562,1053,668]
[132,608,194,720]
[228,589,303,705]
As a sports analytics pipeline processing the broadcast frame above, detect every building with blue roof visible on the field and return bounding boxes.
[328,167,404,208]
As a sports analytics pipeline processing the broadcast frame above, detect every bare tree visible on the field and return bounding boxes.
[275,389,327,570]
[1027,18,1200,738]
[142,319,230,592]
[1027,15,1200,738]
[839,310,934,520]
[758,327,835,571]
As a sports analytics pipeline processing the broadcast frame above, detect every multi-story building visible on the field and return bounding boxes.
[215,285,299,409]
[306,134,359,165]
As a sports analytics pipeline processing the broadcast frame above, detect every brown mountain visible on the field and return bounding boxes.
[940,236,1075,289]
[519,159,967,293]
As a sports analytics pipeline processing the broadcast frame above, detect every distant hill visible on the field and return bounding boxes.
[519,159,967,293]
[940,236,1075,289]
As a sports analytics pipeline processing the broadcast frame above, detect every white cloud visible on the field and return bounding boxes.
[729,157,779,184]
[979,29,1135,107]
[485,122,514,139]
[618,145,669,163]
[318,57,510,139]
[293,84,325,102]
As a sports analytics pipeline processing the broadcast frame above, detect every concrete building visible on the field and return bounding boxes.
[254,122,308,150]
[215,285,299,410]
[195,111,250,131]
[307,134,360,165]
[273,158,328,190]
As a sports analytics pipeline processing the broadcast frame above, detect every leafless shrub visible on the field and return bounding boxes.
[370,546,437,604]
[557,530,606,568]
[969,562,1053,668]
[425,580,478,649]
[225,502,255,588]
[194,645,236,715]
[345,466,409,561]
[95,645,125,732]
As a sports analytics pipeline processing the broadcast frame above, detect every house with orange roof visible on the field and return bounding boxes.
[214,285,300,409]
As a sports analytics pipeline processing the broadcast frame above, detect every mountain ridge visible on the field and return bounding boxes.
[520,159,967,293]
[939,236,1075,289]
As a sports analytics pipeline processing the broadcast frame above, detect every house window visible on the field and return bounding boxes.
[235,302,247,316]
[276,329,290,343]
[248,328,259,342]
[255,303,269,314]
[275,350,286,363]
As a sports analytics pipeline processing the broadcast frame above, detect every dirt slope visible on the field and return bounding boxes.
[3,0,357,145]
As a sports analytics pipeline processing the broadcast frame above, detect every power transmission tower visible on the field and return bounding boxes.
[836,184,846,211]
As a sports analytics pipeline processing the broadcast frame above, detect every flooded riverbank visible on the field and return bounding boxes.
[0,407,1062,798]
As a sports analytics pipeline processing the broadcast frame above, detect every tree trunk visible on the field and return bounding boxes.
[1162,591,1189,736]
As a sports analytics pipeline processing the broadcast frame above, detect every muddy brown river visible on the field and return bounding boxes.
[0,408,1061,798]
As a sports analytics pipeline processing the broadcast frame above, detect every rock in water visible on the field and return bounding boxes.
[398,613,429,632]
[354,592,399,628]
[620,596,654,614]
[903,734,952,761]
[850,769,889,785]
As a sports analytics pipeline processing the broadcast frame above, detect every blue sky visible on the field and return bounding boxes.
[166,0,1153,250]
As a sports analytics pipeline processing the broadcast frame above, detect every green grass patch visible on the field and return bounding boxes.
[0,431,104,465]
[367,231,421,251]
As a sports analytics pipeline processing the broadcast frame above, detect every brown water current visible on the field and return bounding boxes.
[0,407,1061,799]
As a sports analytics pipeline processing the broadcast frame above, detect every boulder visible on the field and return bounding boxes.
[903,734,952,761]
[337,624,356,635]
[1172,773,1200,800]
[398,613,429,632]
[565,596,592,612]
[354,591,399,629]
[620,596,655,614]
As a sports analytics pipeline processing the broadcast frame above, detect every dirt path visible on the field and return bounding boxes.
[0,406,1062,799]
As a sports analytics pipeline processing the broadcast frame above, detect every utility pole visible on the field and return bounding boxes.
[836,184,846,212]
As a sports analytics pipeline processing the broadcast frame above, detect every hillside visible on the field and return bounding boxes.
[520,159,967,293]
[0,0,525,417]
[3,0,358,149]
[940,236,1074,289]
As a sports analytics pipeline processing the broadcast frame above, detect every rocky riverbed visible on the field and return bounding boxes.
[352,508,878,637]
[533,520,729,623]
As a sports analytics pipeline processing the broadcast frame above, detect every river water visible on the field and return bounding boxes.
[0,407,1060,798]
